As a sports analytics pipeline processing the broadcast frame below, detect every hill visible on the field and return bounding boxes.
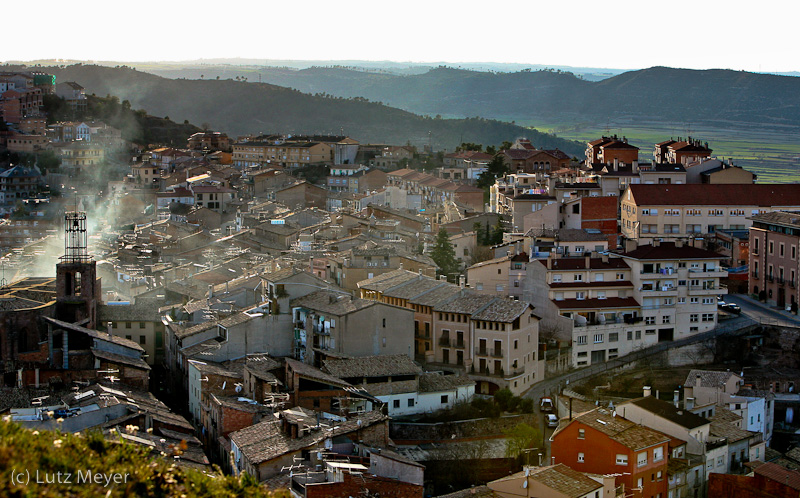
[137,65,800,129]
[41,64,584,154]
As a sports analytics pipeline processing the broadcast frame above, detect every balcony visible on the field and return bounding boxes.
[439,337,451,347]
[751,271,759,278]
[453,340,466,349]
[688,268,728,277]
[415,330,431,340]
[474,347,504,358]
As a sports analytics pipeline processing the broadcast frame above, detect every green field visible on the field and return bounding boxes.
[522,119,800,184]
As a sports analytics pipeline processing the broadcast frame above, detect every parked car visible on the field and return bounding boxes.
[547,414,559,427]
[540,397,554,413]
[721,302,741,314]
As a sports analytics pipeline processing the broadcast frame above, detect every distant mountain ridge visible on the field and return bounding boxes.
[42,64,583,154]
[142,64,800,128]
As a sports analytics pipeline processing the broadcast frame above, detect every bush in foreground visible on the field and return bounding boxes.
[0,419,287,497]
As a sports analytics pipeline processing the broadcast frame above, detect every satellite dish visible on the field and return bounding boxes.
[222,381,227,390]
[235,384,243,393]
[523,481,528,489]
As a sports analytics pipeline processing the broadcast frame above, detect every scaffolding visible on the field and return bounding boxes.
[61,212,91,263]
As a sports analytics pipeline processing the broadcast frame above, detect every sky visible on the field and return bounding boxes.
[2,0,799,73]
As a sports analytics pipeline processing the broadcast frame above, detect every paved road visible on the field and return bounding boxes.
[523,293,800,457]
[725,294,800,327]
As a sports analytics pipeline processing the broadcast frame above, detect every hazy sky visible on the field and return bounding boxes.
[3,0,798,73]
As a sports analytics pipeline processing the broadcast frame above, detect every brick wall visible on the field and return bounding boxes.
[304,472,422,498]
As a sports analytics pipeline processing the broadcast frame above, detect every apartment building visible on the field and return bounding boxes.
[621,184,800,244]
[653,138,712,165]
[748,211,800,310]
[232,139,333,168]
[60,141,105,172]
[465,252,528,299]
[358,269,543,396]
[551,407,670,498]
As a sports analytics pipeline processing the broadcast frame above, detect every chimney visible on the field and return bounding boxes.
[107,321,113,338]
[613,158,619,171]
[685,397,695,410]
[602,253,609,264]
[458,275,465,289]
[673,390,680,408]
[632,160,639,173]
[643,386,652,397]
[652,239,661,247]
[208,284,214,298]
[675,239,684,248]
[624,239,638,253]
[439,275,447,281]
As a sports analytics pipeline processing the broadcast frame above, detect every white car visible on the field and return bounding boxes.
[547,414,559,428]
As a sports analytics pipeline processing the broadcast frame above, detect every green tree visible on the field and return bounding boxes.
[430,228,459,282]
[503,422,541,462]
[456,142,482,152]
[494,388,513,411]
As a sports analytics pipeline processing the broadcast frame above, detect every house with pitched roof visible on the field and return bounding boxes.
[550,407,670,498]
[488,463,614,498]
[357,270,543,396]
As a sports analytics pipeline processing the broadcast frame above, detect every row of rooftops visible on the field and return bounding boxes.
[357,269,535,323]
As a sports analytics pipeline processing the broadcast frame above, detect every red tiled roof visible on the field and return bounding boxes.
[553,297,640,309]
[754,462,800,490]
[629,184,800,207]
[601,141,639,150]
[540,258,630,270]
[619,242,724,260]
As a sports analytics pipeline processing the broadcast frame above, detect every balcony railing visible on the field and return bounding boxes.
[474,347,504,358]
[751,271,759,278]
[453,340,465,349]
[439,337,451,346]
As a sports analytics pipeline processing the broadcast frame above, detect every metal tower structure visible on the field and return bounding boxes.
[62,212,90,263]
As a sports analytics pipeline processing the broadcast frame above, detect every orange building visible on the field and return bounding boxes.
[551,407,670,498]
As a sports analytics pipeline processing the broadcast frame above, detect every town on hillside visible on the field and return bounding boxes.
[3,69,800,497]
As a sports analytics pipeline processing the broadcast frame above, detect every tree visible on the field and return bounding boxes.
[476,155,508,190]
[503,422,541,463]
[430,228,459,282]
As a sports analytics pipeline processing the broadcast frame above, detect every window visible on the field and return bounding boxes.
[441,395,448,404]
[654,447,664,462]
[552,275,562,283]
[678,297,686,304]
[616,273,625,280]
[690,314,699,323]
[574,274,583,281]
[407,399,414,407]
[576,291,585,300]
[578,429,585,439]
[616,454,628,465]
[393,399,400,409]
[496,284,504,292]
[769,241,774,254]
[609,332,619,342]
[139,335,146,344]
[595,273,604,282]
[125,322,131,329]
[646,317,655,325]
[577,335,587,345]
[637,451,648,467]
[578,452,585,463]
[593,334,604,343]
[139,322,146,329]
[662,316,671,324]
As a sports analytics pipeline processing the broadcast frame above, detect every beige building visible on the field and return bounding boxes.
[488,463,613,498]
[291,290,415,368]
[233,138,334,168]
[525,241,726,367]
[621,184,800,244]
[358,269,543,396]
[60,141,105,172]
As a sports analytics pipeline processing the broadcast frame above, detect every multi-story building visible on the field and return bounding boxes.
[187,131,231,152]
[290,289,414,368]
[358,269,544,395]
[60,141,105,172]
[748,211,800,310]
[653,138,712,165]
[372,145,415,169]
[232,135,356,168]
[465,252,528,299]
[616,240,726,341]
[525,240,726,367]
[551,407,670,498]
[586,135,640,166]
[621,184,800,244]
